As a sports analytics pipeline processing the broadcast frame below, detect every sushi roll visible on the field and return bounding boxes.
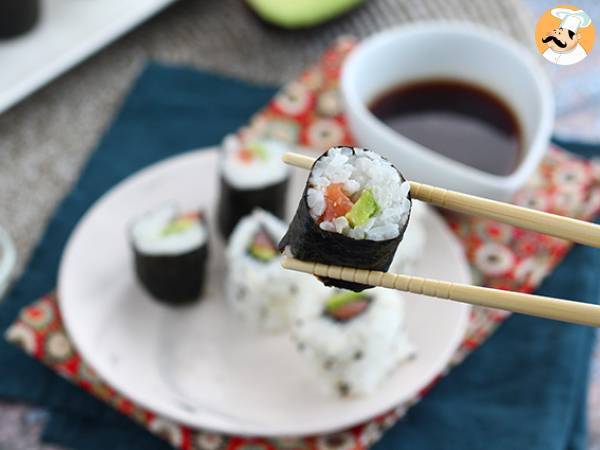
[390,200,427,275]
[280,146,411,291]
[292,287,414,397]
[217,136,290,240]
[226,209,324,332]
[130,205,208,305]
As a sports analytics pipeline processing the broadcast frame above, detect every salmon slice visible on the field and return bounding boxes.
[321,183,354,223]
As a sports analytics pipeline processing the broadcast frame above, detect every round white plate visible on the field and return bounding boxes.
[59,147,471,437]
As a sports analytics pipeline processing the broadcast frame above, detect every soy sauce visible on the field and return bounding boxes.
[369,80,522,176]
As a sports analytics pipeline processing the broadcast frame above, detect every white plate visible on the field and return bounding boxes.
[0,0,176,114]
[58,148,471,437]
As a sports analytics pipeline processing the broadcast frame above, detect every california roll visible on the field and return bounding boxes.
[292,287,414,397]
[226,209,324,332]
[390,199,427,275]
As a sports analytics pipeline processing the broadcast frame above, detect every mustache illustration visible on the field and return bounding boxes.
[542,35,567,48]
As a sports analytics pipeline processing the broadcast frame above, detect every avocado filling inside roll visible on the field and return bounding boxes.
[131,205,207,255]
[325,291,372,322]
[221,136,289,190]
[161,213,199,236]
[235,142,268,163]
[306,147,411,241]
[247,227,278,262]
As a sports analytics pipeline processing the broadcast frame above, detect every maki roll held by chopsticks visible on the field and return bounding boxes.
[217,136,290,240]
[280,146,411,291]
[130,205,208,305]
[281,150,600,327]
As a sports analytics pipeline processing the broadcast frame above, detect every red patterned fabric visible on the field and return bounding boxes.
[5,38,600,450]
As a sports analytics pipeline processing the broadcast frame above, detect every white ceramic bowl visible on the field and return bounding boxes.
[341,22,554,200]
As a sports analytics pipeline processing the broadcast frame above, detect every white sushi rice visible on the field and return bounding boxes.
[226,209,327,332]
[390,200,428,274]
[130,204,206,256]
[307,147,411,241]
[221,135,289,189]
[292,287,415,397]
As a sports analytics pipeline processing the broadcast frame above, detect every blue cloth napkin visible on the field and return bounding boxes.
[0,63,276,450]
[0,63,598,450]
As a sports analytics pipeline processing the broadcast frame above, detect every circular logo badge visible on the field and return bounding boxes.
[535,5,595,65]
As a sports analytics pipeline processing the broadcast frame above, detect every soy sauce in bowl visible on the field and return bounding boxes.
[369,80,522,176]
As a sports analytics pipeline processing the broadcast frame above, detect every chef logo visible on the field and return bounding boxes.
[535,5,595,65]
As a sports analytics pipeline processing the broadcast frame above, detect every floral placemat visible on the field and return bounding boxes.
[5,38,600,450]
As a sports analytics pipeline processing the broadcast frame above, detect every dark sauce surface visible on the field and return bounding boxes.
[369,80,522,176]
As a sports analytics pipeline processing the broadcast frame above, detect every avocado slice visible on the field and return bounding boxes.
[345,189,379,228]
[249,142,268,161]
[325,291,366,313]
[248,228,277,262]
[249,244,276,261]
[162,218,193,236]
[247,0,364,29]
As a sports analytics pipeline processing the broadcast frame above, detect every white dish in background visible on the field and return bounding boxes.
[341,23,554,201]
[58,148,471,437]
[0,0,176,114]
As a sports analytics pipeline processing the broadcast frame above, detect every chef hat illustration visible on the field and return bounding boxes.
[551,8,592,33]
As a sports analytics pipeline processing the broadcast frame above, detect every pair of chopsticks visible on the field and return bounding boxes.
[282,152,600,327]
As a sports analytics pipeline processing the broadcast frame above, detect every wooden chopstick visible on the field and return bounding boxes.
[283,152,600,248]
[282,257,600,327]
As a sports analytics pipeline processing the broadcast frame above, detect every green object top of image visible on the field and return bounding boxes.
[247,0,364,29]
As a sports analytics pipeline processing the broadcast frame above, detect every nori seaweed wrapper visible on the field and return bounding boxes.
[279,148,410,291]
[134,244,208,305]
[217,175,289,240]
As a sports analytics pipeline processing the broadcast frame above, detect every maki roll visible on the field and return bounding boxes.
[280,146,411,291]
[226,209,324,332]
[292,287,414,397]
[130,205,208,304]
[217,136,290,239]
